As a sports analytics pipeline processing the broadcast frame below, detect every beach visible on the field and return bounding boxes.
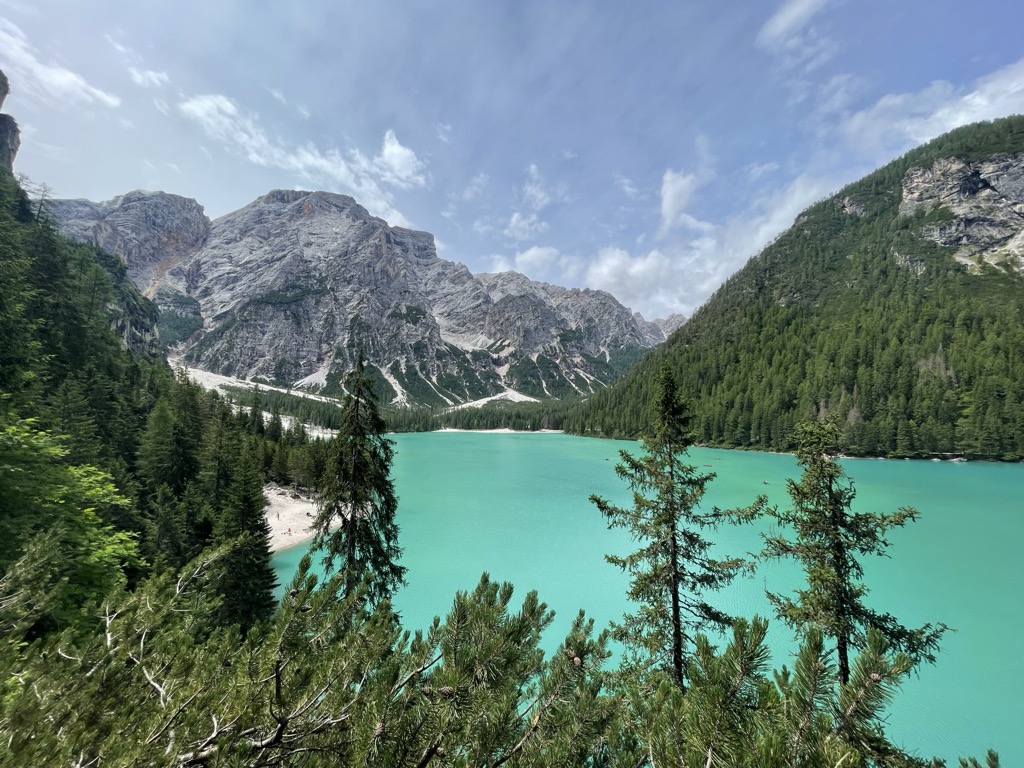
[264,483,318,552]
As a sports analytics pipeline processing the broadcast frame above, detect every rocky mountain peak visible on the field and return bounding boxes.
[49,186,664,406]
[47,190,211,296]
[652,312,687,337]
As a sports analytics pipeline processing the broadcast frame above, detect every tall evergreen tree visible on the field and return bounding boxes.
[312,352,405,604]
[590,363,761,688]
[762,419,947,683]
[212,442,277,632]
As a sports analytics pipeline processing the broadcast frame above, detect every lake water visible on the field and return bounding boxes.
[272,432,1024,764]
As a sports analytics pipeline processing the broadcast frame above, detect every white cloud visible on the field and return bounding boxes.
[745,161,779,180]
[562,149,578,160]
[522,163,551,210]
[103,34,131,56]
[128,67,169,88]
[583,172,834,318]
[840,58,1024,159]
[659,168,713,234]
[816,73,865,116]
[369,129,428,189]
[268,88,286,104]
[178,93,426,226]
[757,0,830,49]
[614,173,640,199]
[503,211,548,242]
[514,245,560,274]
[490,245,581,283]
[153,97,170,115]
[435,122,452,143]
[0,18,120,107]
[443,172,489,221]
[473,217,497,237]
[498,164,563,244]
[756,0,835,72]
[584,246,684,319]
[463,172,488,201]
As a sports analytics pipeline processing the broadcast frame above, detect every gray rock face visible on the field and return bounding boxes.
[48,191,211,296]
[51,188,664,405]
[0,114,18,175]
[900,154,1024,272]
[0,70,18,174]
[653,313,687,337]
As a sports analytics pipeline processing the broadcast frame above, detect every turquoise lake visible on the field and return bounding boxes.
[272,432,1024,764]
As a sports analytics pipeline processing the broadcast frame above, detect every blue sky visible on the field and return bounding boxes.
[2,1,1023,319]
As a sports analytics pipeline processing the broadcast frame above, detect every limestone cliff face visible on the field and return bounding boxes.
[0,69,20,174]
[899,154,1024,272]
[47,191,211,296]
[51,188,665,405]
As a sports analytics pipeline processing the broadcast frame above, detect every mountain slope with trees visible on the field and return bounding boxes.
[566,116,1024,459]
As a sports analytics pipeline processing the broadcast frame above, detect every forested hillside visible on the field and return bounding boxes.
[566,117,1024,459]
[0,168,317,633]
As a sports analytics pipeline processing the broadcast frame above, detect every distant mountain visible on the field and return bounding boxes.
[49,188,665,406]
[566,116,1024,460]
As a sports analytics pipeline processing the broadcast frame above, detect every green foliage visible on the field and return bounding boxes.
[569,116,1024,459]
[0,558,618,766]
[0,415,142,632]
[223,383,347,430]
[384,397,574,433]
[762,420,947,683]
[590,365,764,687]
[211,442,277,632]
[156,303,203,346]
[313,351,406,604]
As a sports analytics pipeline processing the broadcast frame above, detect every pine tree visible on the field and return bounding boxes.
[762,419,947,683]
[312,351,405,604]
[590,363,762,688]
[198,401,239,513]
[211,441,277,632]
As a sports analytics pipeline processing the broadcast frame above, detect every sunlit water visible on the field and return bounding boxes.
[273,432,1024,764]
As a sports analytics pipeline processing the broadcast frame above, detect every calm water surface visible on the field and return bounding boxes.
[273,432,1024,764]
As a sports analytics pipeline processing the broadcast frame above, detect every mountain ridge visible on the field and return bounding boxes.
[49,187,669,407]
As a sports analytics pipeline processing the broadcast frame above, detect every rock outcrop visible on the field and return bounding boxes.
[47,191,211,296]
[51,188,666,405]
[899,154,1024,272]
[0,69,20,174]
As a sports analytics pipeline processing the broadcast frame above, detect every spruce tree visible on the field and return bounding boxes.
[211,441,277,632]
[762,419,947,683]
[590,363,761,688]
[312,351,405,604]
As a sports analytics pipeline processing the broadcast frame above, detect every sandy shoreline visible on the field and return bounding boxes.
[264,483,319,552]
